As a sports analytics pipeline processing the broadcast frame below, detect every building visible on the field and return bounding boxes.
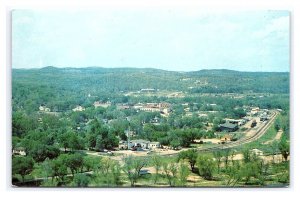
[140,88,156,92]
[149,142,161,149]
[39,105,50,112]
[118,140,128,150]
[251,107,260,115]
[13,147,26,156]
[150,116,160,124]
[251,148,263,156]
[94,101,111,108]
[219,122,238,132]
[224,118,246,126]
[129,139,150,149]
[116,104,130,110]
[260,115,269,121]
[72,105,85,112]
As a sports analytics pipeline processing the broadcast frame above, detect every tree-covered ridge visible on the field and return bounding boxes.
[13,67,289,94]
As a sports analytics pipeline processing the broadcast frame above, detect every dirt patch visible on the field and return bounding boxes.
[263,130,283,145]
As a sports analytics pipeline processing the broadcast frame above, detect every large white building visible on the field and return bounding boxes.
[72,105,85,112]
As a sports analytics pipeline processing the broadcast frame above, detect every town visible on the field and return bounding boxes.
[12,67,290,187]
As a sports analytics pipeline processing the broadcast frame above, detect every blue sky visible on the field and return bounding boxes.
[12,9,290,72]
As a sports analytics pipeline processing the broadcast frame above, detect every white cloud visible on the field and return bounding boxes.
[253,15,289,39]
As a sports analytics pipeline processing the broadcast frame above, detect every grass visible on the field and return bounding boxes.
[234,124,278,153]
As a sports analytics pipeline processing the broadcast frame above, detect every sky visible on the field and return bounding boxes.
[12,9,290,72]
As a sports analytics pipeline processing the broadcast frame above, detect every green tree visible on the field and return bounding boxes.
[122,155,148,186]
[66,153,84,176]
[12,156,35,182]
[152,154,162,184]
[50,154,69,182]
[279,135,290,161]
[196,155,216,180]
[178,149,198,172]
[225,160,242,186]
[162,162,178,187]
[178,162,190,186]
[73,174,90,187]
[213,151,223,173]
[83,156,101,172]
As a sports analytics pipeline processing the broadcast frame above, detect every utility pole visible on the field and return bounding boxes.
[127,122,131,150]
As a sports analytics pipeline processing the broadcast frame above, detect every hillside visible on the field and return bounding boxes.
[13,67,289,93]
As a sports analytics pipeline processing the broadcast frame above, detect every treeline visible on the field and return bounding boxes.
[12,147,289,187]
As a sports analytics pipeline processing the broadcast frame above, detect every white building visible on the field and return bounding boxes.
[149,142,161,149]
[94,101,111,108]
[39,105,50,112]
[72,105,85,112]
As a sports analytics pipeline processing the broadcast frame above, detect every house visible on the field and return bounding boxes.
[13,147,26,156]
[260,115,269,121]
[219,122,238,132]
[129,139,150,149]
[139,102,171,114]
[251,107,260,115]
[39,105,50,112]
[133,103,144,110]
[140,88,156,92]
[150,116,160,124]
[149,142,161,149]
[251,148,263,156]
[116,104,130,110]
[72,105,85,112]
[94,101,111,108]
[140,103,160,112]
[224,118,246,126]
[118,140,128,150]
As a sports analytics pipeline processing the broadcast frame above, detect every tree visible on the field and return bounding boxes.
[12,156,35,182]
[58,131,84,152]
[41,158,53,181]
[12,112,38,137]
[279,135,290,161]
[73,174,90,187]
[240,161,260,184]
[66,153,84,176]
[223,149,231,169]
[196,155,216,180]
[50,154,69,182]
[178,162,190,186]
[122,155,148,186]
[22,137,60,162]
[225,160,242,186]
[213,151,223,173]
[152,154,162,184]
[162,162,178,187]
[83,156,101,172]
[242,148,252,163]
[108,160,122,186]
[178,149,198,172]
[270,141,279,163]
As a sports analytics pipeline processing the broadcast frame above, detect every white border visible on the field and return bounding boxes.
[1,0,299,197]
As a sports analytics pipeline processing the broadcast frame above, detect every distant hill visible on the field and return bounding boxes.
[12,66,289,94]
